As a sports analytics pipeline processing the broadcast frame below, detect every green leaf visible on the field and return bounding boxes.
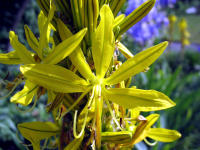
[0,51,23,64]
[105,42,168,85]
[103,88,175,111]
[20,64,90,93]
[9,31,35,64]
[92,5,115,78]
[57,19,95,81]
[10,80,38,106]
[147,128,181,142]
[18,121,59,150]
[101,131,132,144]
[24,25,40,54]
[118,0,156,35]
[43,28,87,64]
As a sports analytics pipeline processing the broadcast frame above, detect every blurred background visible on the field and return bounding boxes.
[0,0,200,149]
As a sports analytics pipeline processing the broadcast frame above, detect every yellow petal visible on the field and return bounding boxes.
[38,2,56,58]
[101,131,132,144]
[130,108,140,120]
[131,114,159,145]
[57,19,96,81]
[117,42,134,59]
[105,42,168,85]
[147,128,181,142]
[118,0,156,36]
[0,51,22,64]
[20,64,89,93]
[9,31,35,64]
[43,28,87,64]
[92,5,115,78]
[24,25,40,54]
[38,11,47,37]
[18,121,59,150]
[103,88,175,111]
[10,80,38,106]
[113,14,125,29]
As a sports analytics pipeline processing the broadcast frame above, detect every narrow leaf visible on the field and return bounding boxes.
[103,88,175,111]
[92,5,115,78]
[119,0,156,35]
[0,51,22,64]
[20,64,89,93]
[10,80,38,106]
[9,31,35,64]
[105,42,168,85]
[147,128,181,142]
[18,121,59,149]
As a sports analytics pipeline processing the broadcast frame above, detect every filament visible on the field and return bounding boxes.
[144,138,157,146]
[60,86,93,119]
[41,138,48,150]
[73,109,88,139]
[105,100,123,131]
[16,94,38,113]
[73,86,95,139]
[0,79,23,100]
[16,132,32,147]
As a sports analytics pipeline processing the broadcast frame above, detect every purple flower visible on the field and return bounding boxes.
[158,0,177,8]
[125,0,176,46]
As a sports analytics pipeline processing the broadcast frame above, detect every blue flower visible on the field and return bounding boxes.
[125,0,176,46]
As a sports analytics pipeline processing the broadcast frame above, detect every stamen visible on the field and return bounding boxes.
[105,100,123,131]
[41,138,48,150]
[60,86,93,119]
[0,79,23,100]
[16,94,38,113]
[16,131,33,147]
[144,138,157,146]
[73,87,95,139]
[73,109,88,139]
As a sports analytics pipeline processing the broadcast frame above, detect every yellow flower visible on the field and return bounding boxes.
[20,5,176,148]
[128,114,181,146]
[0,1,87,106]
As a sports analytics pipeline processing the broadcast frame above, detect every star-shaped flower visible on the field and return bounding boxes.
[20,5,176,148]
